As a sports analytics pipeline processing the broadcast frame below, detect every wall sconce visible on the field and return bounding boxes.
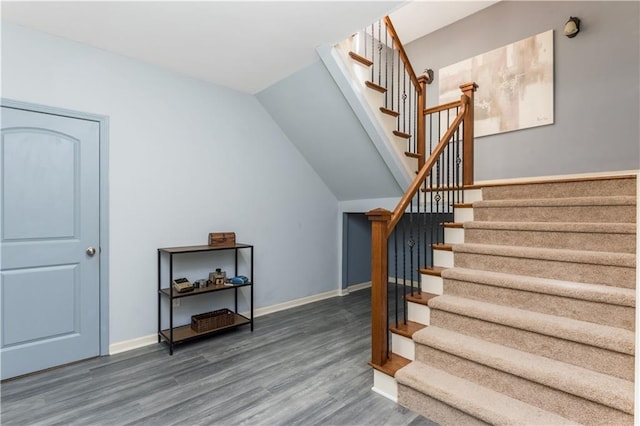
[564,17,580,38]
[423,68,434,84]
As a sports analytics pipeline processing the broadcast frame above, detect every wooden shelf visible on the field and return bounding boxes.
[158,243,252,254]
[158,242,254,355]
[160,282,252,299]
[160,313,250,344]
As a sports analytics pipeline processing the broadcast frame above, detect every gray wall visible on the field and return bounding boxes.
[405,1,640,181]
[2,22,340,346]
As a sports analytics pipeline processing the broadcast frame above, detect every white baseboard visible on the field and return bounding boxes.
[387,276,420,288]
[109,334,157,355]
[109,289,342,355]
[340,281,372,296]
[475,169,640,186]
[250,289,341,318]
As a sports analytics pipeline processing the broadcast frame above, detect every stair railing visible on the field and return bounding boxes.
[368,82,477,368]
[350,17,430,167]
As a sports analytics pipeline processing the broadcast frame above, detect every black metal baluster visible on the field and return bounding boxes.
[402,212,407,324]
[370,23,374,82]
[377,21,382,86]
[384,24,389,108]
[363,28,366,58]
[397,54,401,131]
[390,40,394,112]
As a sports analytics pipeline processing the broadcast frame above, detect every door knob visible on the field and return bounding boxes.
[86,247,97,256]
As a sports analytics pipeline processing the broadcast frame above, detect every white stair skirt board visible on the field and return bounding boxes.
[372,369,398,402]
[444,227,464,244]
[421,274,443,295]
[454,207,474,223]
[464,188,483,203]
[392,333,415,361]
[408,302,430,325]
[433,249,454,268]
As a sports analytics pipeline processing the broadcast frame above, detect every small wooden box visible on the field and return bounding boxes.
[208,232,236,247]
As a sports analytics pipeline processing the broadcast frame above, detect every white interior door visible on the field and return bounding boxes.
[1,106,101,380]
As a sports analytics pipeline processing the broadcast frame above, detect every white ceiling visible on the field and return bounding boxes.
[1,1,497,94]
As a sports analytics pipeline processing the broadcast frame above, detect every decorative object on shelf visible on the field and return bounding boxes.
[191,309,235,332]
[193,279,208,289]
[211,268,226,286]
[172,278,194,293]
[229,275,249,285]
[208,232,236,247]
[564,16,580,38]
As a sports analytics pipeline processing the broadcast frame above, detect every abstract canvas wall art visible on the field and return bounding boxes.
[439,30,554,137]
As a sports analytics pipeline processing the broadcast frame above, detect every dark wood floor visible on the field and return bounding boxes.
[0,289,436,426]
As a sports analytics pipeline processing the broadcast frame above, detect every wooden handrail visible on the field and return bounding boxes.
[424,100,463,115]
[383,16,422,94]
[386,95,468,234]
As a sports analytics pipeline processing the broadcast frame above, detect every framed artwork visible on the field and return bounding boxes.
[439,30,554,137]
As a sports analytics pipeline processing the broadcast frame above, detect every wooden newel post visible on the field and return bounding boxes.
[367,208,391,367]
[460,82,478,186]
[416,75,430,169]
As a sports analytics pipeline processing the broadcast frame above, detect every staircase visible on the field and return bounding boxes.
[395,175,637,425]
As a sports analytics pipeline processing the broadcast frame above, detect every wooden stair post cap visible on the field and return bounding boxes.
[367,208,392,220]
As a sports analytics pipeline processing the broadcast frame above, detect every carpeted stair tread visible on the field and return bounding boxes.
[452,243,636,268]
[480,176,637,200]
[427,295,634,355]
[412,326,635,414]
[441,267,635,307]
[464,221,636,234]
[463,221,636,253]
[473,195,636,208]
[396,362,580,426]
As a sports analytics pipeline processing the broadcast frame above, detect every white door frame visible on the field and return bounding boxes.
[1,98,110,356]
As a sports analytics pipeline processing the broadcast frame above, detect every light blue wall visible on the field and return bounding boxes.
[257,61,403,201]
[1,22,340,345]
[405,1,640,181]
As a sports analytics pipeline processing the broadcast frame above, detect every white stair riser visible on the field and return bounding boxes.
[372,369,398,402]
[408,302,430,325]
[421,274,443,295]
[433,249,454,268]
[463,188,483,203]
[392,333,415,361]
[454,207,473,223]
[444,227,464,244]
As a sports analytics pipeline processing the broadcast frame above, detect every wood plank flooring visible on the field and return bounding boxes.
[0,289,436,426]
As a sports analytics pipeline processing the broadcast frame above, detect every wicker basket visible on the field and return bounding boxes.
[191,309,235,333]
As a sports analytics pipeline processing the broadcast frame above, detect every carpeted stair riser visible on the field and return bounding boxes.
[426,309,634,380]
[398,385,490,426]
[463,224,636,253]
[473,201,636,223]
[442,278,635,330]
[416,346,633,425]
[480,178,637,200]
[453,251,635,288]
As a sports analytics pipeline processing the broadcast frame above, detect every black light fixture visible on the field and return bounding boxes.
[564,16,581,38]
